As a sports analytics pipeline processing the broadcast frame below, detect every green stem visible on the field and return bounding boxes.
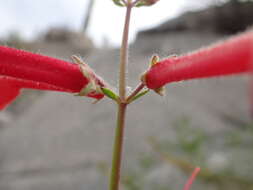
[119,4,132,100]
[126,83,145,103]
[109,103,127,190]
[109,3,133,190]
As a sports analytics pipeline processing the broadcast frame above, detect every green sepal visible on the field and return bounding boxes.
[112,0,125,6]
[150,54,159,67]
[101,87,119,102]
[76,81,99,96]
[71,55,104,97]
[154,86,165,96]
[128,89,149,103]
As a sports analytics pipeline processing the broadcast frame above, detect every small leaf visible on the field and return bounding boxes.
[101,87,119,102]
[112,0,125,6]
[136,0,159,7]
[135,2,146,7]
[128,89,149,103]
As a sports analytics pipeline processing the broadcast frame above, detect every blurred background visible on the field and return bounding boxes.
[1,0,253,190]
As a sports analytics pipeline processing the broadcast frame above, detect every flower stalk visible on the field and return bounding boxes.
[126,82,145,103]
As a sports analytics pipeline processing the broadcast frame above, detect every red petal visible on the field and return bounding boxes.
[0,46,89,92]
[0,79,20,110]
[0,46,105,109]
[145,30,253,89]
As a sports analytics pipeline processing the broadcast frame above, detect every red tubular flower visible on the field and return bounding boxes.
[144,30,253,89]
[0,46,105,110]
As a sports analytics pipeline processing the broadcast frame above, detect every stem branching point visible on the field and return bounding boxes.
[109,4,133,190]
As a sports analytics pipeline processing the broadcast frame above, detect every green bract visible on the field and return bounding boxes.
[136,0,159,7]
[128,89,149,103]
[112,0,125,6]
[101,87,119,102]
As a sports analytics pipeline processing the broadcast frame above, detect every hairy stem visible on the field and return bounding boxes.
[109,3,133,190]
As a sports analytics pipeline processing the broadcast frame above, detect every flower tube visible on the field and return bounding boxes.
[144,30,253,89]
[0,46,105,109]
